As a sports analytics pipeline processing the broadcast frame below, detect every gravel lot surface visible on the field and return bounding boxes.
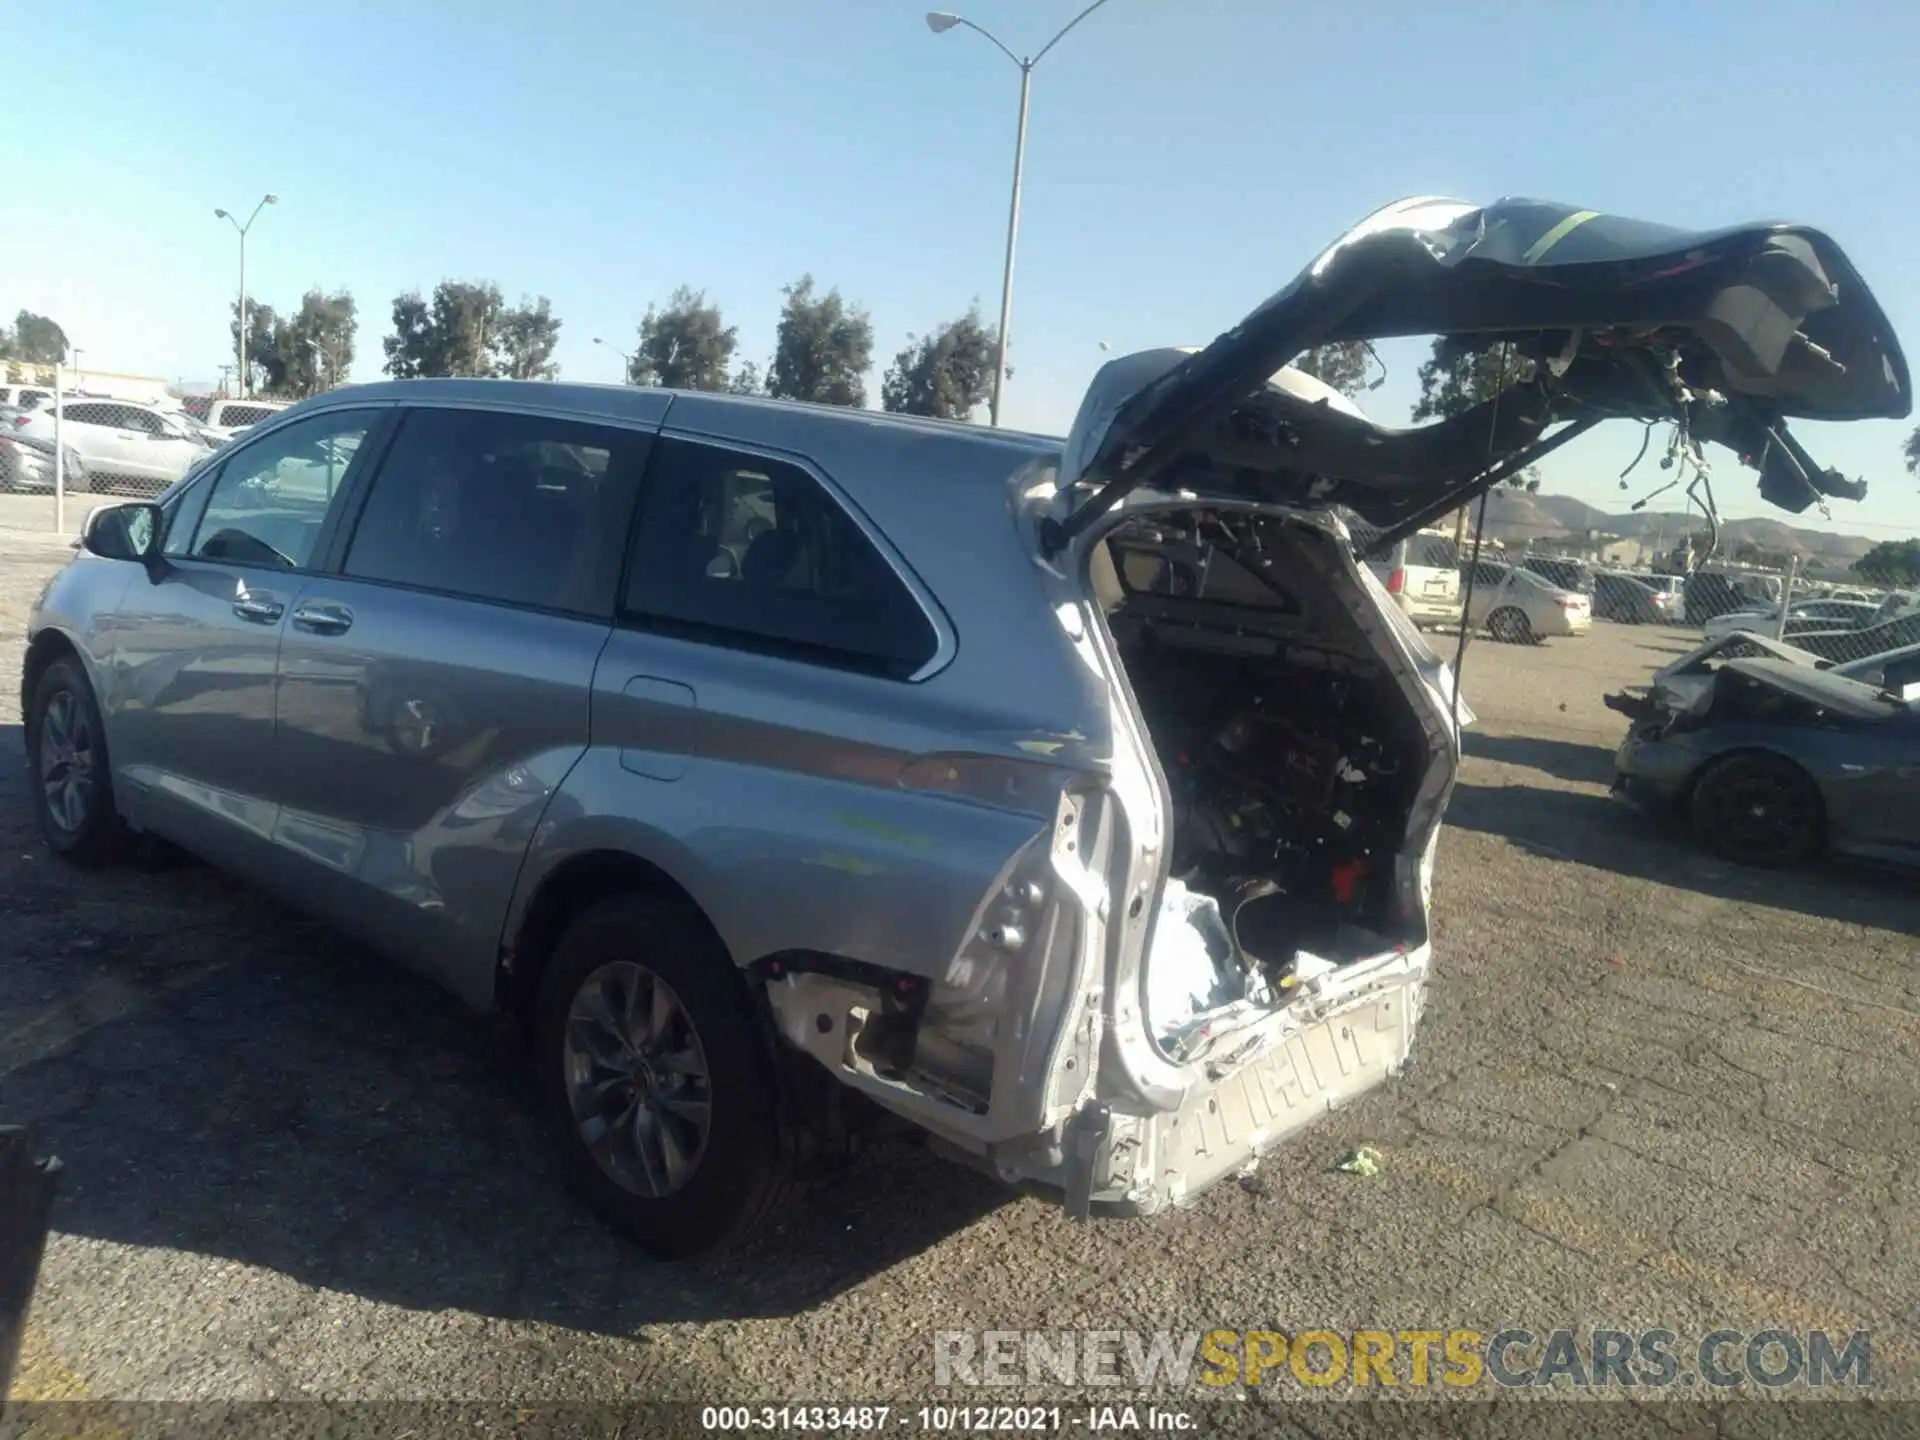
[4,503,1916,1433]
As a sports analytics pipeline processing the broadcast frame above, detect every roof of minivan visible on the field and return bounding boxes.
[303,378,1065,454]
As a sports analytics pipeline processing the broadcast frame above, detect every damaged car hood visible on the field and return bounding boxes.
[1604,634,1916,727]
[1716,657,1909,722]
[1604,629,1831,722]
[1046,195,1910,555]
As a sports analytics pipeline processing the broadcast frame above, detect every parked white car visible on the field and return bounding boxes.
[1463,558,1592,642]
[1701,597,1880,642]
[16,399,218,492]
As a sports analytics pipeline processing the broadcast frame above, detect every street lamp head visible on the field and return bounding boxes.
[593,337,607,345]
[263,194,279,205]
[926,11,963,32]
[213,208,230,219]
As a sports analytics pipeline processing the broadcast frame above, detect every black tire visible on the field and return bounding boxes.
[1488,606,1533,644]
[1688,753,1823,868]
[26,655,125,866]
[533,894,791,1259]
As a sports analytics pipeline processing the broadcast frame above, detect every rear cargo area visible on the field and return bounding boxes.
[1092,508,1446,1056]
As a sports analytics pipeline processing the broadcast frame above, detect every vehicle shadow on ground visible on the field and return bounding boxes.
[1446,778,1920,935]
[1461,732,1617,786]
[0,726,1010,1335]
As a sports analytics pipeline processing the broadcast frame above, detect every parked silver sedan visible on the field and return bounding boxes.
[0,413,88,493]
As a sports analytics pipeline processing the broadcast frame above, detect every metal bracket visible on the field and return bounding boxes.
[1061,1102,1112,1220]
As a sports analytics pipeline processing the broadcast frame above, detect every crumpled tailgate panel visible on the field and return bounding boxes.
[1128,962,1424,1212]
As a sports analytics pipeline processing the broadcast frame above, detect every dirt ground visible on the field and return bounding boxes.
[3,507,1916,1433]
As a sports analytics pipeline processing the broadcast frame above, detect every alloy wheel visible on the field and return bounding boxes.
[562,961,714,1198]
[38,688,96,835]
[1699,762,1817,865]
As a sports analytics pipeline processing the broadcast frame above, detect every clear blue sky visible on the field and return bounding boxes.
[8,0,1917,539]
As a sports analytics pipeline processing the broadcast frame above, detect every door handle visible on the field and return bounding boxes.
[232,590,285,624]
[290,601,354,636]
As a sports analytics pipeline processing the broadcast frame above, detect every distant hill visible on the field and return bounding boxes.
[1475,490,1881,571]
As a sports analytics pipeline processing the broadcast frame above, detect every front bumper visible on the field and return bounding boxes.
[1611,723,1698,814]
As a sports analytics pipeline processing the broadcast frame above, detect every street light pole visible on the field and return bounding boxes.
[992,65,1031,430]
[215,195,278,398]
[593,336,634,384]
[927,0,1116,428]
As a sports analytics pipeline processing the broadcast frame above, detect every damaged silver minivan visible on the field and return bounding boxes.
[23,196,1908,1256]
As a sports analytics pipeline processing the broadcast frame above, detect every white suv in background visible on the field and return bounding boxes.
[16,399,218,493]
[178,395,291,443]
[1369,527,1464,630]
[0,384,55,411]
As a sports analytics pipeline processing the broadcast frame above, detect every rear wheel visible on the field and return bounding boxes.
[1488,606,1533,644]
[27,656,125,865]
[1688,753,1822,868]
[533,894,792,1258]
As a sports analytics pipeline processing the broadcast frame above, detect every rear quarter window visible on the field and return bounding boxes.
[621,437,940,679]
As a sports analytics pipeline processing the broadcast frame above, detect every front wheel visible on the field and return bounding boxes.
[533,895,792,1259]
[27,656,125,865]
[1688,753,1822,868]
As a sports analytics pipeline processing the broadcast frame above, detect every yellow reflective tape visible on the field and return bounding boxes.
[1522,209,1601,265]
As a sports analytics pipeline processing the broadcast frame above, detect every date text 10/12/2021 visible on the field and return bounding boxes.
[702,1407,1196,1432]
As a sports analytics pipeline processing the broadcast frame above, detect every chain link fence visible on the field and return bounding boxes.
[6,395,1916,672]
[0,366,290,532]
[1345,510,1919,675]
